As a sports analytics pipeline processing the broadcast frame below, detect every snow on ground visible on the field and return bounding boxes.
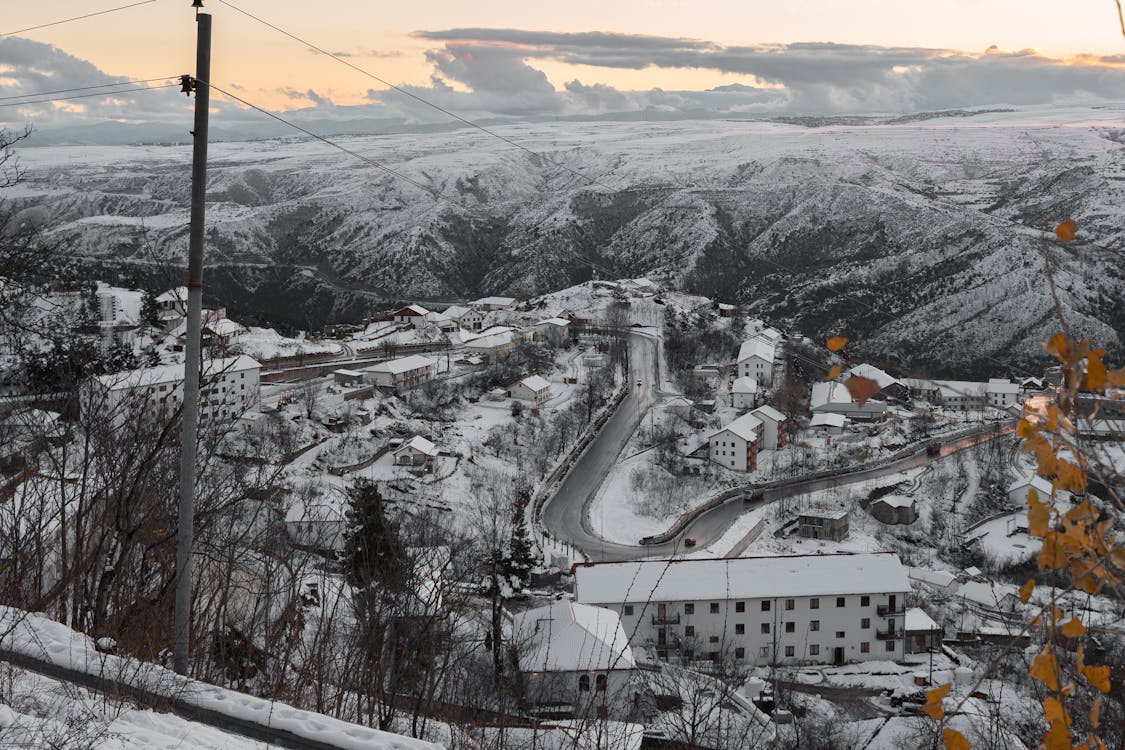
[235,327,343,360]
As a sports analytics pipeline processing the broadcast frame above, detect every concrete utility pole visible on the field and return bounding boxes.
[174,4,212,677]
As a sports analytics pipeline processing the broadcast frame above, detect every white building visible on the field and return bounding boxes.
[846,363,908,400]
[84,355,261,428]
[509,375,553,406]
[708,412,763,472]
[472,296,517,311]
[156,286,187,315]
[811,381,886,421]
[736,339,775,386]
[533,317,572,345]
[809,412,848,434]
[443,304,486,331]
[394,435,438,468]
[730,376,759,410]
[574,553,910,667]
[392,304,432,328]
[1007,474,1053,506]
[284,502,347,552]
[749,404,788,450]
[465,329,520,359]
[901,378,1021,411]
[512,600,635,718]
[362,355,435,389]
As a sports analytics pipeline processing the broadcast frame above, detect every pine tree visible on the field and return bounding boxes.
[343,479,406,592]
[505,519,536,591]
[140,289,161,329]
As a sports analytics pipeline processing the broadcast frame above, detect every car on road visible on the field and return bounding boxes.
[746,490,765,504]
[926,443,941,457]
[683,536,697,548]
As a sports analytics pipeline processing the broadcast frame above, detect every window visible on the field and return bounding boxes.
[785,646,795,657]
[885,641,895,652]
[835,631,845,639]
[735,647,745,659]
[684,649,693,661]
[710,603,720,614]
[684,603,694,615]
[735,624,745,635]
[736,602,745,613]
[785,622,795,633]
[579,675,591,691]
[759,646,769,657]
[595,674,607,692]
[861,618,870,629]
[861,642,870,653]
[685,626,695,637]
[709,636,719,644]
[761,623,770,634]
[861,595,870,607]
[810,620,820,632]
[810,598,819,610]
[836,597,846,608]
[623,605,633,616]
[810,644,820,656]
[761,601,771,612]
[785,599,795,611]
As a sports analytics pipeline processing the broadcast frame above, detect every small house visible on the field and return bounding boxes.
[1006,474,1053,506]
[392,304,431,328]
[869,495,918,525]
[155,286,187,315]
[533,317,572,346]
[443,304,486,331]
[465,329,519,359]
[797,509,849,541]
[509,375,553,406]
[810,412,848,434]
[904,608,942,654]
[472,296,517,311]
[736,338,774,386]
[394,436,438,470]
[730,376,759,411]
[692,365,721,388]
[331,369,365,388]
[284,502,347,553]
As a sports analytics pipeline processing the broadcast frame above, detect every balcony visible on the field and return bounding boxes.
[876,627,903,640]
[877,604,905,617]
[652,614,681,626]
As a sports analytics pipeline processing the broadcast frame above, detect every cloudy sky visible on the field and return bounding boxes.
[2,0,1124,139]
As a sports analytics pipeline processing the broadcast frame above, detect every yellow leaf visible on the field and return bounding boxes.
[1090,695,1102,729]
[1056,218,1078,242]
[1038,532,1069,571]
[1046,332,1072,361]
[1083,664,1111,693]
[1019,578,1036,603]
[1061,617,1087,639]
[1044,720,1073,750]
[825,364,842,381]
[1030,648,1061,691]
[844,375,881,406]
[826,336,848,352]
[1086,350,1107,390]
[923,683,950,720]
[1044,695,1069,725]
[1107,366,1125,388]
[1028,493,1051,538]
[942,728,971,750]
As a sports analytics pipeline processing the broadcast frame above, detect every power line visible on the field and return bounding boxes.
[0,83,179,109]
[217,0,619,193]
[0,77,179,102]
[202,79,485,216]
[1,1,158,38]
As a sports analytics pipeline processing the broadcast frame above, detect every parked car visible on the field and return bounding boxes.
[926,443,941,457]
[683,536,697,548]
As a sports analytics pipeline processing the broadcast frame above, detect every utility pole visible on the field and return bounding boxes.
[174,3,212,677]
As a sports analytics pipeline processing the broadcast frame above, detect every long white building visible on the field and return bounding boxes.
[574,552,910,667]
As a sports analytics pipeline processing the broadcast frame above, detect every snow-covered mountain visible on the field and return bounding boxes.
[11,105,1125,376]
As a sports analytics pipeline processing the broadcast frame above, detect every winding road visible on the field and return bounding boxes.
[540,327,1015,562]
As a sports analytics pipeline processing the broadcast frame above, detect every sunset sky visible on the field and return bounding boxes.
[2,0,1124,134]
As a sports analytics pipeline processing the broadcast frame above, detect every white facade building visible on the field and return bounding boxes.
[394,435,438,467]
[362,355,435,389]
[708,412,763,472]
[472,296,517,311]
[749,405,788,450]
[811,381,887,421]
[84,355,261,428]
[736,339,775,386]
[730,376,759,410]
[574,553,910,667]
[509,375,552,406]
[443,305,486,331]
[1007,474,1053,506]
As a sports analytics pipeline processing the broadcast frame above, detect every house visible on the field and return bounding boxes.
[736,339,775,386]
[810,381,886,421]
[797,509,849,541]
[717,302,735,318]
[472,296,517,311]
[392,304,431,328]
[730,377,759,411]
[284,502,347,553]
[869,495,918,525]
[443,304,486,331]
[465,329,519,360]
[846,364,909,401]
[394,435,438,469]
[809,412,848,434]
[331,369,365,388]
[155,286,187,315]
[901,378,1021,411]
[904,608,942,654]
[534,317,572,346]
[83,355,261,428]
[619,278,658,297]
[1006,474,1053,506]
[708,412,763,472]
[512,600,635,719]
[362,355,435,389]
[426,311,459,333]
[173,317,246,351]
[692,365,721,388]
[509,375,553,406]
[907,567,960,596]
[749,405,788,449]
[574,552,911,666]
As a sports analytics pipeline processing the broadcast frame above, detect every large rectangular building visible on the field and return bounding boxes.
[574,552,909,667]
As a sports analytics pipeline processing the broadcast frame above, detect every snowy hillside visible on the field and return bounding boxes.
[12,105,1125,375]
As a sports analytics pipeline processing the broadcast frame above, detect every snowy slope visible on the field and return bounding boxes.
[12,105,1125,374]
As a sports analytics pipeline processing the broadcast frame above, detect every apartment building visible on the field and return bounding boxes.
[574,552,910,667]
